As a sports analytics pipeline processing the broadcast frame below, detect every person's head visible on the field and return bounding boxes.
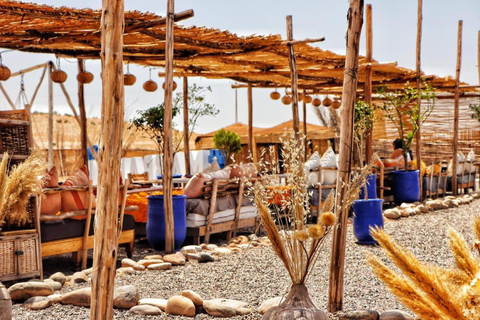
[393,138,403,150]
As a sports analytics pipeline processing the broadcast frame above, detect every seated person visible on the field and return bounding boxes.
[384,138,411,168]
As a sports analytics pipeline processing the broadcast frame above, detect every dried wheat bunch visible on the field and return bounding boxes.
[0,152,47,226]
[367,217,480,320]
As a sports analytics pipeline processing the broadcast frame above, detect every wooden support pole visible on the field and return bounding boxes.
[48,62,54,168]
[452,20,463,196]
[78,59,88,167]
[29,64,47,106]
[478,31,480,84]
[90,0,124,318]
[328,0,364,313]
[183,76,191,175]
[163,0,175,254]
[364,4,373,164]
[10,63,49,78]
[303,89,308,159]
[0,83,16,110]
[415,0,423,199]
[248,84,253,160]
[286,15,300,141]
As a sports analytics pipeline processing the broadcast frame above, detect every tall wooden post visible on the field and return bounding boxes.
[452,20,463,196]
[183,76,190,175]
[328,0,364,312]
[48,62,54,168]
[163,0,175,253]
[364,4,373,164]
[286,15,300,140]
[478,31,480,84]
[415,0,423,199]
[248,84,253,160]
[78,59,89,166]
[303,89,308,159]
[91,0,124,319]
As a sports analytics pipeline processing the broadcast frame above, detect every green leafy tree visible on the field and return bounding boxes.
[354,100,376,166]
[469,103,480,122]
[377,80,436,171]
[213,129,242,165]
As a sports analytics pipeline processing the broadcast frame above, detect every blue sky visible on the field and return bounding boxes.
[0,0,479,134]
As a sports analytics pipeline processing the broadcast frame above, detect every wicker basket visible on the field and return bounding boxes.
[0,109,30,157]
[0,238,15,277]
[0,233,40,281]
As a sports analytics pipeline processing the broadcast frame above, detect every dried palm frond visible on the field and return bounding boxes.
[473,214,480,242]
[0,152,47,225]
[368,227,478,320]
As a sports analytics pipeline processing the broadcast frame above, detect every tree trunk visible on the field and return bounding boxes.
[90,0,124,319]
[263,284,329,320]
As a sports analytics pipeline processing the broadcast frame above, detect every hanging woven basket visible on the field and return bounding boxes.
[281,95,292,105]
[143,80,158,92]
[162,81,177,91]
[51,70,68,83]
[124,74,137,86]
[0,65,11,81]
[312,98,322,107]
[270,91,281,100]
[322,97,332,107]
[76,71,94,84]
[332,99,341,109]
[303,95,312,104]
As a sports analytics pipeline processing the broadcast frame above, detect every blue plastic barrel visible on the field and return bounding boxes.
[147,195,187,251]
[392,170,420,204]
[359,174,377,200]
[352,199,384,245]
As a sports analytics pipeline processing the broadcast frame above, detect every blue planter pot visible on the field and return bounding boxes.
[359,174,377,200]
[147,195,187,251]
[392,170,420,204]
[352,199,384,245]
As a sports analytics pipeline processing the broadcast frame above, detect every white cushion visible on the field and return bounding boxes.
[304,152,321,186]
[186,207,257,228]
[320,148,337,185]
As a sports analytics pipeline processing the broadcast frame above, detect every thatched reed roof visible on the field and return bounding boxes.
[0,1,476,95]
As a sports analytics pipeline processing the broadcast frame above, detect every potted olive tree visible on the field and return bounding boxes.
[352,100,384,245]
[377,81,436,204]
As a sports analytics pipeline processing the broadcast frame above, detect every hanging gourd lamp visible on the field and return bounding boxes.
[123,62,136,86]
[303,95,312,104]
[76,61,94,84]
[270,90,281,100]
[143,67,158,92]
[162,81,177,91]
[0,55,11,81]
[323,96,332,107]
[332,98,341,109]
[312,97,322,107]
[51,58,68,84]
[281,95,292,105]
[297,92,303,102]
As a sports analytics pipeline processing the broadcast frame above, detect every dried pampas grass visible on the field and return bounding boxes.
[0,152,47,226]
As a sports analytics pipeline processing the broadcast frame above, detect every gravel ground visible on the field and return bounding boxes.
[11,198,480,319]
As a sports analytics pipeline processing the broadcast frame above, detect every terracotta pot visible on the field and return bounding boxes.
[263,284,329,320]
[332,99,341,109]
[0,65,11,81]
[312,98,322,107]
[281,95,292,105]
[124,73,136,86]
[51,70,68,83]
[322,97,332,107]
[270,91,281,100]
[303,95,312,103]
[76,71,94,84]
[143,80,158,92]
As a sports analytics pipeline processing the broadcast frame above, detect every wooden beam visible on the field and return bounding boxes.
[478,30,480,85]
[183,76,191,175]
[328,0,364,313]
[364,4,373,164]
[10,63,49,77]
[283,37,325,45]
[452,20,463,196]
[163,0,175,254]
[78,59,88,167]
[248,84,253,159]
[90,0,124,318]
[0,82,16,110]
[48,62,54,168]
[415,0,423,199]
[303,89,307,160]
[286,15,300,141]
[125,9,194,32]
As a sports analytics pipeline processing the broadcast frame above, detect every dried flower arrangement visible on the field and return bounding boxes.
[0,152,46,228]
[367,217,480,320]
[249,131,371,319]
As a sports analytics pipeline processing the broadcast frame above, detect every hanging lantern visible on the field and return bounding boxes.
[332,99,341,109]
[0,55,10,81]
[124,74,136,86]
[323,96,332,107]
[162,81,177,91]
[270,91,281,100]
[143,80,158,92]
[303,95,312,104]
[77,71,94,84]
[281,95,292,105]
[51,70,68,83]
[312,98,322,107]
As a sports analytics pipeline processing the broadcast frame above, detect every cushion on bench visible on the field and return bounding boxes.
[41,213,135,243]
